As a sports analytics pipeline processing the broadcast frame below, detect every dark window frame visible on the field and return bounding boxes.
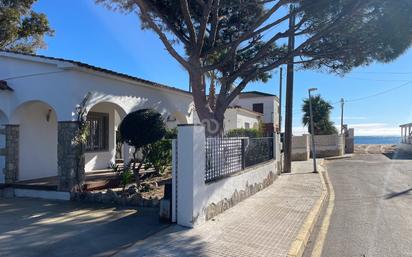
[85,112,109,152]
[252,103,264,114]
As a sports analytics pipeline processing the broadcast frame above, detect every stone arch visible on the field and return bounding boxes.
[10,100,58,181]
[84,101,128,172]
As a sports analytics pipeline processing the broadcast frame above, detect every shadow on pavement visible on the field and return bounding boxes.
[384,188,412,200]
[0,198,169,257]
[383,151,412,160]
[118,225,209,257]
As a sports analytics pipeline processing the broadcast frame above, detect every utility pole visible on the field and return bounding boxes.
[283,6,296,173]
[340,98,344,134]
[278,66,283,133]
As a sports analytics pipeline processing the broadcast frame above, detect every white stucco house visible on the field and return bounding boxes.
[231,91,280,135]
[0,51,280,193]
[0,51,196,191]
[224,106,263,131]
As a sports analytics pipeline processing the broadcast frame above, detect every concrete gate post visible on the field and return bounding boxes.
[58,121,85,192]
[176,124,205,227]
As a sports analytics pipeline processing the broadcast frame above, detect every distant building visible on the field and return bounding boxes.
[224,106,263,132]
[230,91,280,135]
[399,123,412,152]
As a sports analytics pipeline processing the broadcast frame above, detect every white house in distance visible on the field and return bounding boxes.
[230,91,280,135]
[224,106,263,131]
[0,51,280,193]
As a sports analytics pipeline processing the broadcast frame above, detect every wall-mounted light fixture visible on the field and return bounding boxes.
[46,109,52,122]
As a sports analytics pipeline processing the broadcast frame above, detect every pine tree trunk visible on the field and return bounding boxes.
[190,70,226,137]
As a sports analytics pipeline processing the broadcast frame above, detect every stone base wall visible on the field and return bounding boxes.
[5,125,19,184]
[205,172,275,221]
[311,149,342,158]
[292,152,310,161]
[71,190,161,207]
[58,122,85,192]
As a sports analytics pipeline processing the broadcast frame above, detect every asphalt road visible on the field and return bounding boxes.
[305,153,412,257]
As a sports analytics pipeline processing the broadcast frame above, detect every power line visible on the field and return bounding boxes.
[332,80,412,104]
[344,76,411,82]
[351,71,412,75]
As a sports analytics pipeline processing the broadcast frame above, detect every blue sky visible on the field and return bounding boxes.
[33,0,412,136]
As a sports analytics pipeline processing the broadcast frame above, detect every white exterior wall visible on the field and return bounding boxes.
[12,101,58,180]
[0,53,193,123]
[237,96,279,125]
[176,125,278,227]
[224,108,261,132]
[0,52,194,180]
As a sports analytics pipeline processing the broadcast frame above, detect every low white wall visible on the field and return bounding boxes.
[312,134,345,157]
[292,135,310,161]
[292,134,345,159]
[176,125,278,227]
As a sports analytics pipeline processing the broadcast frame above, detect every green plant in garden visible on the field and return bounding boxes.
[226,128,263,138]
[144,128,176,176]
[110,162,134,195]
[119,109,166,186]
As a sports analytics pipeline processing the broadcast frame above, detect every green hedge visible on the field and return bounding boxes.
[226,128,263,138]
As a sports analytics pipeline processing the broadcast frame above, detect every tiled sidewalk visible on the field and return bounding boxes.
[116,161,323,257]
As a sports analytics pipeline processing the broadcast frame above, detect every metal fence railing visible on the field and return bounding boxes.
[205,137,274,183]
[244,137,274,169]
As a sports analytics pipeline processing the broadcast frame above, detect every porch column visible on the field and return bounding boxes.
[400,127,403,143]
[58,121,85,192]
[123,144,131,165]
[2,125,19,184]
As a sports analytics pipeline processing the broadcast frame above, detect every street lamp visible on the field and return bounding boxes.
[308,88,318,173]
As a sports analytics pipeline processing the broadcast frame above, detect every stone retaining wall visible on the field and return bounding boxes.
[71,189,160,207]
[205,172,275,220]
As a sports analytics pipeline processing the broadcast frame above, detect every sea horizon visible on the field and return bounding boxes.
[354,136,401,145]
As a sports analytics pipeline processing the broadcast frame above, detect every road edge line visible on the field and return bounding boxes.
[310,160,335,257]
[286,160,328,257]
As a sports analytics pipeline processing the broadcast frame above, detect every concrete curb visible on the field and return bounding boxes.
[286,160,328,257]
[324,154,352,161]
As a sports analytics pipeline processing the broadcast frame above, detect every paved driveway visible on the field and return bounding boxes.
[308,153,412,257]
[0,198,168,257]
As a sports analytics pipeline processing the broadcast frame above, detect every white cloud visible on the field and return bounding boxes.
[293,123,400,136]
[349,123,399,136]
